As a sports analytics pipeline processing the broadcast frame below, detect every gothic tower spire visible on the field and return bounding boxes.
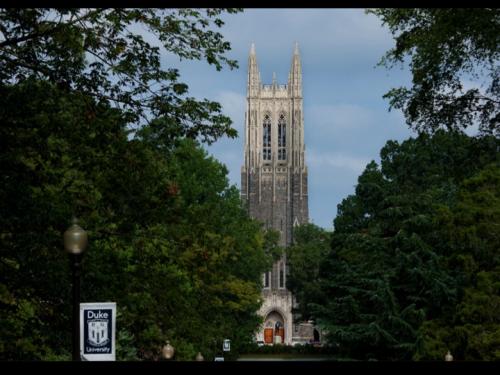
[248,42,260,97]
[288,42,302,98]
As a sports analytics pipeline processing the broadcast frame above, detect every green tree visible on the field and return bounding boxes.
[286,224,331,322]
[301,131,499,360]
[0,80,274,360]
[0,8,241,141]
[0,79,133,360]
[146,139,274,360]
[416,163,500,360]
[0,8,279,361]
[369,9,500,135]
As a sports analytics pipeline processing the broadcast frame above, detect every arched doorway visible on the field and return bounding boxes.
[263,311,285,344]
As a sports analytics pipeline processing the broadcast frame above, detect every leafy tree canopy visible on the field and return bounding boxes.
[369,9,499,135]
[0,8,278,361]
[0,8,241,142]
[286,224,331,322]
[0,79,273,360]
[292,131,500,360]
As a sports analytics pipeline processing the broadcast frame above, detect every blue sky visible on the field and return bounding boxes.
[162,9,417,230]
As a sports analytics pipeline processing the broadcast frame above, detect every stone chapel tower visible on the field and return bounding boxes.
[241,43,312,345]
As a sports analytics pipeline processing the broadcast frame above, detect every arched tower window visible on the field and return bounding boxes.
[278,114,286,161]
[263,272,270,288]
[279,262,285,289]
[263,114,271,161]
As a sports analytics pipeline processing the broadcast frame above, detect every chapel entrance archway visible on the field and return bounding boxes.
[263,310,285,344]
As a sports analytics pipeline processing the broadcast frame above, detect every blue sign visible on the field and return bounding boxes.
[80,302,116,361]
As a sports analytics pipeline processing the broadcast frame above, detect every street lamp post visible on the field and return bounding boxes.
[64,217,88,361]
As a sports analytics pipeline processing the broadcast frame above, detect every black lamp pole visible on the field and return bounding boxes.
[71,253,82,361]
[64,218,88,361]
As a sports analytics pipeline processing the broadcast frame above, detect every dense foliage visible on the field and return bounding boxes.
[0,8,241,141]
[368,9,499,136]
[289,131,500,360]
[287,9,499,361]
[286,224,331,322]
[0,79,277,360]
[0,8,280,361]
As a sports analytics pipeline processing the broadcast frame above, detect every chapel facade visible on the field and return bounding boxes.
[241,43,316,345]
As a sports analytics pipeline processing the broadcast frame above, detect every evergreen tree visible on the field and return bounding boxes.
[294,131,499,360]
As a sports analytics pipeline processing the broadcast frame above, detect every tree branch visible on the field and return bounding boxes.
[0,9,106,49]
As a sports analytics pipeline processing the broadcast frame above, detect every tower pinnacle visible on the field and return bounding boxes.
[289,42,302,97]
[248,42,260,97]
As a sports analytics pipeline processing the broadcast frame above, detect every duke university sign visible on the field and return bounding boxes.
[80,302,116,361]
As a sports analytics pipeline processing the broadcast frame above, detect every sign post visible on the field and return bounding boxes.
[80,302,116,361]
[223,339,230,352]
